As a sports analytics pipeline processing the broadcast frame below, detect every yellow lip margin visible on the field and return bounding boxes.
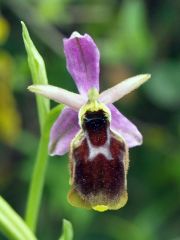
[92,205,109,212]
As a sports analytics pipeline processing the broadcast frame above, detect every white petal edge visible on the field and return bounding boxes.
[28,84,85,110]
[99,74,151,105]
[70,31,82,38]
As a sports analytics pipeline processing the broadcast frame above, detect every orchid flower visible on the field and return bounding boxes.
[28,32,150,212]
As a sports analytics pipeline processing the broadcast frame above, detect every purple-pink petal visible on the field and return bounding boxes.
[109,104,143,148]
[49,107,80,156]
[63,32,100,97]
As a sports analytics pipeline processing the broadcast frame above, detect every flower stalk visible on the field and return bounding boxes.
[25,104,63,232]
[25,132,49,232]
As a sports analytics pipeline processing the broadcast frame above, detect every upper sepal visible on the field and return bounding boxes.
[63,32,100,97]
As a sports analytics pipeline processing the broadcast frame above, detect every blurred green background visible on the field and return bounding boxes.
[0,0,180,239]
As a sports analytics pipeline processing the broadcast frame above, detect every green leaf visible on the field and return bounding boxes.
[21,21,50,133]
[59,219,73,240]
[0,196,37,240]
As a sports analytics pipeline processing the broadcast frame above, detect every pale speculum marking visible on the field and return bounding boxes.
[86,127,112,161]
[83,109,112,160]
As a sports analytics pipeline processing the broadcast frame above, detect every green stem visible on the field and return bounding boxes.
[0,196,37,240]
[25,133,49,232]
[25,105,63,233]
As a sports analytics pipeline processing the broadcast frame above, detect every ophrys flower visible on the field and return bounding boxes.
[28,32,150,212]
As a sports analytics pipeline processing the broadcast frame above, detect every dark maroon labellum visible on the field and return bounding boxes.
[69,110,128,208]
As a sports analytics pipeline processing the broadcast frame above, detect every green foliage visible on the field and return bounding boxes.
[22,21,50,133]
[101,0,154,65]
[0,196,37,240]
[145,61,180,109]
[59,219,73,240]
[36,0,71,23]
